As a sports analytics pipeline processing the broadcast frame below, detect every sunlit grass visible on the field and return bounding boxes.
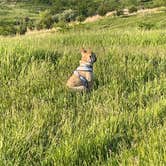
[0,12,166,165]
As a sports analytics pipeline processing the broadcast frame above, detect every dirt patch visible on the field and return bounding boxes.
[84,7,164,23]
[137,7,163,15]
[106,11,116,17]
[84,15,103,23]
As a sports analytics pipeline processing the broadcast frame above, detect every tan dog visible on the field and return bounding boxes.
[66,48,97,92]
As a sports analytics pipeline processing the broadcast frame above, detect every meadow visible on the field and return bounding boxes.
[0,1,49,35]
[0,12,166,165]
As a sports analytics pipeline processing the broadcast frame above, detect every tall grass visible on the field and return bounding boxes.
[0,13,166,165]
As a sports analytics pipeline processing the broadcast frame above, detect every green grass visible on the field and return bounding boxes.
[0,12,166,165]
[72,12,166,31]
[0,1,49,32]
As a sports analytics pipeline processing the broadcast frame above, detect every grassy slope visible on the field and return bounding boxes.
[0,12,166,165]
[0,1,49,27]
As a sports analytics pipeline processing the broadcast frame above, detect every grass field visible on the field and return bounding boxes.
[0,1,48,20]
[0,1,49,35]
[0,11,166,165]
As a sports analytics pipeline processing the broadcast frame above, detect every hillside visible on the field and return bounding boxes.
[0,0,166,35]
[0,1,49,35]
[0,9,166,166]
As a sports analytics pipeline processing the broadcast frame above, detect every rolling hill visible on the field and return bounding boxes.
[0,4,166,166]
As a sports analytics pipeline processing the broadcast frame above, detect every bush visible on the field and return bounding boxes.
[97,4,109,16]
[129,6,138,13]
[59,9,76,22]
[116,9,124,16]
[27,20,35,30]
[17,24,27,35]
[138,22,155,30]
[0,17,33,36]
[53,9,77,23]
[0,26,17,36]
[54,21,71,30]
[36,10,54,30]
[14,17,35,33]
[36,22,43,31]
[76,15,86,22]
[87,7,97,16]
[153,0,166,6]
[24,17,35,30]
[52,14,60,23]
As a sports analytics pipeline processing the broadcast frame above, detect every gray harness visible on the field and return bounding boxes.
[74,64,93,88]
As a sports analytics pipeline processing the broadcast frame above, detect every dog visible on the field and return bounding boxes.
[66,48,97,92]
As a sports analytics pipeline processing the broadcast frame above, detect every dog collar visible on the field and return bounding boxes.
[76,63,93,72]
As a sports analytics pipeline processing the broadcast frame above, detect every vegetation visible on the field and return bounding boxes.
[0,0,166,35]
[0,1,48,35]
[0,11,166,165]
[129,6,138,13]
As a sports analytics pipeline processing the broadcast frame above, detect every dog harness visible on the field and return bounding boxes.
[73,54,96,88]
[76,63,93,72]
[74,64,93,88]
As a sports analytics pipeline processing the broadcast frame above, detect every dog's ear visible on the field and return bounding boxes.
[80,48,87,53]
[87,48,92,53]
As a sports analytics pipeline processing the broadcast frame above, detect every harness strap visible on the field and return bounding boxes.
[76,66,93,72]
[74,71,88,88]
[76,63,93,72]
[73,63,93,88]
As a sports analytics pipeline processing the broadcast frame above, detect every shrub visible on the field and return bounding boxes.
[0,17,31,36]
[116,9,124,16]
[87,7,97,16]
[97,4,109,16]
[14,17,35,33]
[52,14,60,23]
[76,15,86,22]
[153,0,166,6]
[138,22,155,30]
[17,25,27,35]
[16,17,31,35]
[36,22,43,30]
[129,6,138,13]
[36,10,54,30]
[0,26,17,36]
[53,9,77,23]
[59,9,76,22]
[53,21,71,32]
[27,20,35,30]
[24,17,35,30]
[17,24,27,35]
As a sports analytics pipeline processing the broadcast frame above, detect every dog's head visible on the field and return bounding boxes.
[80,48,97,64]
